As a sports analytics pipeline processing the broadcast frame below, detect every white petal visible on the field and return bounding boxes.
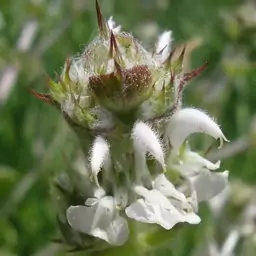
[126,198,181,230]
[68,58,88,85]
[152,174,186,202]
[185,151,220,170]
[90,136,110,186]
[105,216,129,246]
[93,187,106,199]
[66,205,93,233]
[85,187,105,206]
[67,196,129,246]
[126,188,200,229]
[134,186,170,206]
[180,212,201,224]
[114,187,129,208]
[166,108,229,153]
[156,31,173,62]
[92,196,116,228]
[92,216,129,246]
[169,196,200,224]
[133,147,151,184]
[107,16,121,33]
[125,199,153,223]
[192,169,229,202]
[171,150,220,177]
[132,122,165,169]
[188,190,199,213]
[85,198,99,206]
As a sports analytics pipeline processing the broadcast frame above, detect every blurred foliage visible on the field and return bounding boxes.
[0,0,256,255]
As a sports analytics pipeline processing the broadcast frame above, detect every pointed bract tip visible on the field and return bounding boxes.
[113,58,123,80]
[184,61,208,82]
[164,47,176,66]
[170,71,175,84]
[29,88,53,105]
[54,71,67,91]
[43,72,53,89]
[218,134,230,149]
[109,31,115,58]
[109,31,124,65]
[158,44,168,55]
[96,0,109,38]
[177,45,186,63]
[64,58,72,73]
[133,38,140,55]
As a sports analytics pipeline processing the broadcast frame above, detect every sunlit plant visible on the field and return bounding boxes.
[32,1,229,255]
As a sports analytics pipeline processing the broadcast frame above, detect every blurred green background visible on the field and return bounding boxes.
[0,0,256,255]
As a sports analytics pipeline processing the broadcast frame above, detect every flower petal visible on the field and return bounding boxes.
[92,215,129,246]
[66,205,95,234]
[67,196,129,245]
[126,187,200,229]
[152,174,186,202]
[156,31,173,63]
[132,122,165,169]
[133,149,152,184]
[90,136,110,186]
[192,169,229,202]
[68,58,88,85]
[125,198,181,229]
[166,108,228,153]
[171,150,220,177]
[170,198,201,224]
[107,16,121,33]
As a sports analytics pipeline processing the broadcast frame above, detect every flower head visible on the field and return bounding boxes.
[35,0,230,252]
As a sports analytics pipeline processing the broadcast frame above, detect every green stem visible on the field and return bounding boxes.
[140,224,182,248]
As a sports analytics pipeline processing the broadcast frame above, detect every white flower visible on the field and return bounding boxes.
[67,196,129,246]
[125,181,200,229]
[165,108,229,154]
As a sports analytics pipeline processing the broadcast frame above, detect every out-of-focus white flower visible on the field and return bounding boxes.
[67,196,129,246]
[208,229,240,256]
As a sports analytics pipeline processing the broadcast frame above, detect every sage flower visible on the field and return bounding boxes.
[33,0,230,252]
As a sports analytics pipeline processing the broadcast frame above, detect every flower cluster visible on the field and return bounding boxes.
[34,0,230,251]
